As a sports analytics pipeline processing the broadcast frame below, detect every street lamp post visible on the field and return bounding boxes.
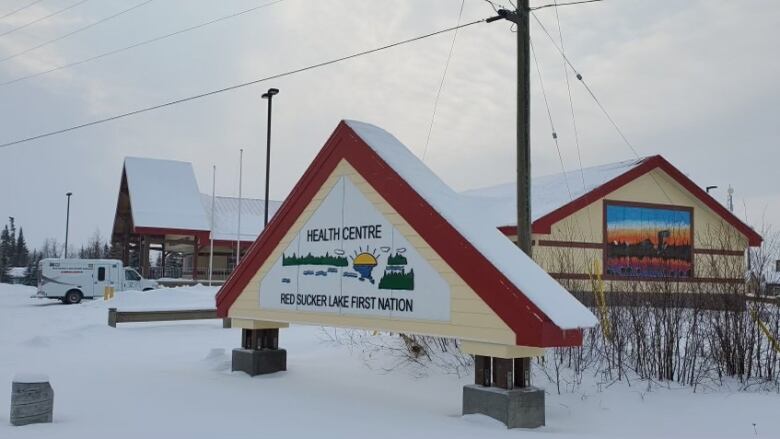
[64,192,72,258]
[261,88,279,227]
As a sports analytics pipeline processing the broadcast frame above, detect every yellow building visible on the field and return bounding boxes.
[463,155,762,294]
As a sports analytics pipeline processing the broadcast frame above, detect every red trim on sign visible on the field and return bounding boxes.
[528,156,761,246]
[216,121,583,348]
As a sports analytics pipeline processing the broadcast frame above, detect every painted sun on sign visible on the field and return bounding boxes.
[259,175,450,322]
[282,245,415,291]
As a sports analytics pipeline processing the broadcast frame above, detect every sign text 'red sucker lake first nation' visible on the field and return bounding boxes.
[259,176,451,321]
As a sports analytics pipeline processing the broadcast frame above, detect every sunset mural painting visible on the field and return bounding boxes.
[605,202,693,278]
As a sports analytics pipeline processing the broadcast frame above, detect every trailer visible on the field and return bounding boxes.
[34,259,159,304]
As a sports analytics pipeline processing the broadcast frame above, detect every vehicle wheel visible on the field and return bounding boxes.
[64,290,82,305]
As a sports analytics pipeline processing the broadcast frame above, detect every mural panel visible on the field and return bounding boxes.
[605,202,692,278]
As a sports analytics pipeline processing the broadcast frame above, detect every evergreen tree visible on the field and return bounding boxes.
[14,227,29,266]
[0,225,11,283]
[5,217,16,268]
[23,250,39,286]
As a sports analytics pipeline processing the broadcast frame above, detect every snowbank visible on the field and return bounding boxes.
[1,283,778,439]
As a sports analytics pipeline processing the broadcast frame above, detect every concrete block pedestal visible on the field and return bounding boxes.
[232,348,287,376]
[10,375,54,426]
[462,384,544,428]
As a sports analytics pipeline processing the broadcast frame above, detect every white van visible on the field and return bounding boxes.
[34,259,159,304]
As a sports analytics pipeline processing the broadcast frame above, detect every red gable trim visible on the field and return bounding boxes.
[216,121,582,348]
[529,155,762,246]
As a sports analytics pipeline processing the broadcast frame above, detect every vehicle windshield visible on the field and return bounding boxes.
[125,269,141,281]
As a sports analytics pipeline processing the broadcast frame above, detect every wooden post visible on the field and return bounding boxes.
[122,232,130,265]
[493,358,514,389]
[141,235,151,277]
[514,357,531,388]
[242,329,279,350]
[474,355,491,387]
[192,236,199,280]
[161,240,166,278]
[259,328,279,349]
[108,308,117,328]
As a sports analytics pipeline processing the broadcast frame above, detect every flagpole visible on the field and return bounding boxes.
[236,148,244,266]
[208,165,216,286]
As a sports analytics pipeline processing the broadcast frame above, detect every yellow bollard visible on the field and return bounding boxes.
[589,259,611,341]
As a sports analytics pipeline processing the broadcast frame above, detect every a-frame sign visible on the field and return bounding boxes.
[216,120,596,428]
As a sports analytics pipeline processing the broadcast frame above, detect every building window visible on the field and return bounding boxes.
[98,267,106,281]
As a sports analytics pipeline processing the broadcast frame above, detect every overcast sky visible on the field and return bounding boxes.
[0,0,778,250]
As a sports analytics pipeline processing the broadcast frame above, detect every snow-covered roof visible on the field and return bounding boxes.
[200,194,282,242]
[461,158,645,228]
[345,120,597,330]
[123,157,280,240]
[124,157,211,231]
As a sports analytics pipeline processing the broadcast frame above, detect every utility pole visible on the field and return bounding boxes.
[209,165,216,287]
[236,148,244,266]
[515,0,532,257]
[480,2,535,397]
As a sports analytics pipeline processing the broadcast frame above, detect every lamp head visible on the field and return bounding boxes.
[262,88,280,99]
[66,192,73,197]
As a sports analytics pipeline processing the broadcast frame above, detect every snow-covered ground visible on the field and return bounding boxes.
[1,283,778,438]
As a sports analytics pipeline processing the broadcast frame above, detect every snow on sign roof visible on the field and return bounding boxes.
[345,121,597,330]
[461,157,645,228]
[124,157,210,231]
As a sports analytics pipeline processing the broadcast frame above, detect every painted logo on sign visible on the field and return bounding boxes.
[259,175,450,321]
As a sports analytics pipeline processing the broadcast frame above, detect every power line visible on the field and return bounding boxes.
[0,17,489,149]
[483,0,500,13]
[0,0,155,64]
[0,0,46,21]
[0,0,88,39]
[551,0,593,238]
[551,0,585,191]
[530,0,603,11]
[530,11,640,157]
[421,0,464,162]
[530,37,572,200]
[531,10,675,203]
[0,0,286,88]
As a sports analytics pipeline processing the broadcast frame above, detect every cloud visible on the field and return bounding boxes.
[0,0,778,248]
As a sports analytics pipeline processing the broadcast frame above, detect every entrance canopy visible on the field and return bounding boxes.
[217,121,596,349]
[111,157,280,279]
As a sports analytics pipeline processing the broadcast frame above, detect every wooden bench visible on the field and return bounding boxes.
[108,307,230,328]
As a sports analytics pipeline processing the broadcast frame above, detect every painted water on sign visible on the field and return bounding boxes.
[605,203,693,278]
[259,176,451,321]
